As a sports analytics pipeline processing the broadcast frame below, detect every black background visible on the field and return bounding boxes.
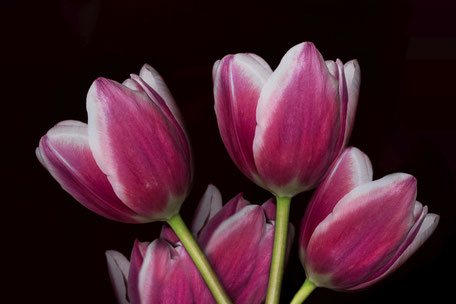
[2,0,455,303]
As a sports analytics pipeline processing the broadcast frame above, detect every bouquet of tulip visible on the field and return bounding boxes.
[36,42,439,304]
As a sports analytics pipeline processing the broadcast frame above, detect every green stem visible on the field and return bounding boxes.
[167,213,232,304]
[265,196,292,304]
[290,279,316,304]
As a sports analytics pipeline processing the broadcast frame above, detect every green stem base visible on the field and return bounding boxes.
[265,196,292,304]
[167,213,232,304]
[290,279,317,304]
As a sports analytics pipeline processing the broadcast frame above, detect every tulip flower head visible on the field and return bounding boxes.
[213,42,361,197]
[36,64,192,223]
[106,185,294,304]
[299,147,439,290]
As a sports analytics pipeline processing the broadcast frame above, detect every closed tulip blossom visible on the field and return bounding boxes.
[291,147,439,303]
[106,185,294,304]
[37,65,231,302]
[213,41,361,303]
[36,64,192,223]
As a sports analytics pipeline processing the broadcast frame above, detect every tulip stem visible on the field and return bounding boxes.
[265,196,292,304]
[290,279,316,304]
[167,213,232,304]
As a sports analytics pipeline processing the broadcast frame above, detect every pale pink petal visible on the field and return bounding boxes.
[37,120,144,223]
[87,78,191,221]
[300,147,373,253]
[106,250,130,304]
[333,59,349,153]
[214,53,272,182]
[342,60,361,147]
[253,42,341,196]
[191,184,223,236]
[305,173,417,289]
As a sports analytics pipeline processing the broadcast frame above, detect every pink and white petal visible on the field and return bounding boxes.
[342,60,361,147]
[122,78,144,92]
[87,78,191,221]
[235,222,275,304]
[128,240,150,304]
[106,250,131,304]
[138,240,194,304]
[333,59,348,153]
[300,147,373,253]
[305,173,417,289]
[37,121,143,223]
[191,184,223,236]
[214,53,272,181]
[253,42,341,197]
[129,74,192,165]
[349,210,439,290]
[198,193,250,248]
[139,64,184,126]
[204,205,268,302]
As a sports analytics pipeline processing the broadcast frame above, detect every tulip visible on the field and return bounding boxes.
[106,185,294,304]
[36,64,191,223]
[213,41,361,303]
[37,66,232,302]
[213,42,360,197]
[291,147,439,303]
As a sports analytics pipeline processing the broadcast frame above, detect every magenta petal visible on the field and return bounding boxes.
[253,42,341,196]
[349,208,439,290]
[160,224,180,244]
[300,147,373,253]
[37,120,144,223]
[198,193,250,248]
[106,250,130,304]
[128,240,150,304]
[191,184,223,237]
[305,173,417,289]
[342,60,361,147]
[261,198,276,221]
[204,205,269,303]
[214,53,272,182]
[333,59,349,153]
[87,78,191,221]
[137,240,194,304]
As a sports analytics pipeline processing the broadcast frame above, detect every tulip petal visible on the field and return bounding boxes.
[37,121,144,223]
[204,205,270,303]
[139,64,184,127]
[261,198,276,221]
[159,224,180,244]
[305,173,417,289]
[138,240,194,304]
[191,184,223,237]
[300,147,373,253]
[349,209,439,290]
[87,78,191,221]
[106,250,130,304]
[128,240,150,304]
[253,42,341,196]
[198,193,249,248]
[334,59,348,152]
[342,60,360,147]
[214,53,272,182]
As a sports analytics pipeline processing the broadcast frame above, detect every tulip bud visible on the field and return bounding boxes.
[106,185,294,304]
[36,64,192,222]
[213,42,361,197]
[299,147,439,290]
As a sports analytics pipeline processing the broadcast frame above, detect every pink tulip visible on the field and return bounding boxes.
[299,147,439,290]
[213,42,360,197]
[107,185,294,303]
[36,64,192,223]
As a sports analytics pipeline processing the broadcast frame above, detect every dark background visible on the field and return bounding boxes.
[2,0,455,302]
